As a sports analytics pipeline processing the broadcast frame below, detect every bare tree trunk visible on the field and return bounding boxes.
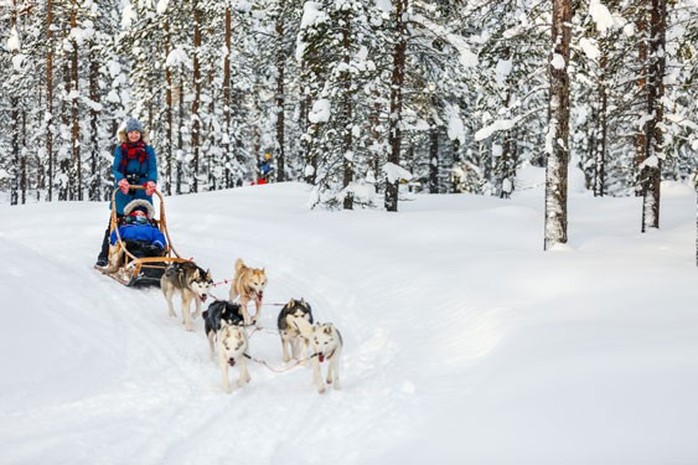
[275,18,286,182]
[500,131,516,199]
[10,101,19,205]
[10,2,19,206]
[429,123,439,193]
[341,11,353,210]
[164,19,173,196]
[641,0,666,232]
[223,6,232,188]
[544,0,572,250]
[385,0,408,212]
[634,11,648,197]
[20,114,27,204]
[46,0,54,202]
[89,53,100,200]
[207,68,216,190]
[370,101,381,193]
[69,4,81,201]
[191,0,202,193]
[301,96,315,185]
[177,72,184,195]
[593,38,608,197]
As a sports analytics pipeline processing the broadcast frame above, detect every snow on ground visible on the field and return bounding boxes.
[1,181,697,464]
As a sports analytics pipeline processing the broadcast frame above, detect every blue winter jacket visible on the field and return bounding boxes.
[112,143,158,215]
[110,223,167,249]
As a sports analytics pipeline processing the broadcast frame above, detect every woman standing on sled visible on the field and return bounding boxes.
[95,117,159,267]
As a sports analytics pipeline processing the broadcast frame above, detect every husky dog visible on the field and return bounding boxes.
[203,300,244,357]
[217,322,251,393]
[295,319,343,394]
[160,261,213,331]
[277,298,314,363]
[229,258,267,325]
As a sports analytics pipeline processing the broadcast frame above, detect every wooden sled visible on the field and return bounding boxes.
[98,186,191,287]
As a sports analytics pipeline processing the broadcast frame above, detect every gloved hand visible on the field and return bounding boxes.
[144,181,157,196]
[118,178,130,194]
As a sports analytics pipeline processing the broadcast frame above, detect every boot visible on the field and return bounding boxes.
[95,227,110,267]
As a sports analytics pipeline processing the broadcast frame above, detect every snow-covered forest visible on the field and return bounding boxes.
[1,0,696,219]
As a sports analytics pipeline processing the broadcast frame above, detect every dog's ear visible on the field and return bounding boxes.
[323,324,333,335]
[288,298,295,307]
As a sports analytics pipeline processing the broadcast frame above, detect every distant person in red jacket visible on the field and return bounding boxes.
[255,152,274,185]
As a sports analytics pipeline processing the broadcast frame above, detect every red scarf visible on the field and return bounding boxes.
[119,140,147,174]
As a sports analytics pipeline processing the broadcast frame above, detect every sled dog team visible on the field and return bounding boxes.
[160,258,343,394]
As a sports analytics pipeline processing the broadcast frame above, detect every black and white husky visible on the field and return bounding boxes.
[203,300,244,357]
[202,300,250,392]
[277,298,314,363]
[216,322,251,393]
[160,261,213,331]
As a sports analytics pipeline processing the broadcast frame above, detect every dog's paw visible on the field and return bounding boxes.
[317,385,326,394]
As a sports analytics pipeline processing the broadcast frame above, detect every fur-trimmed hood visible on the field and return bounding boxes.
[123,199,156,219]
[116,127,150,144]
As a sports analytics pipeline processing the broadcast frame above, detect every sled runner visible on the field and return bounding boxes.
[97,186,191,287]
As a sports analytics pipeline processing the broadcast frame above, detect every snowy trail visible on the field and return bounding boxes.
[2,182,698,464]
[1,186,423,464]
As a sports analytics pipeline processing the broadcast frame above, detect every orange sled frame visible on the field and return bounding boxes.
[100,186,191,287]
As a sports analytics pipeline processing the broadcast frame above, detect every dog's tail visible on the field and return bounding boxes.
[234,258,244,273]
[291,317,314,338]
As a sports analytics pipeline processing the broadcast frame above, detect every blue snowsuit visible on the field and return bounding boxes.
[112,143,158,215]
[110,222,167,250]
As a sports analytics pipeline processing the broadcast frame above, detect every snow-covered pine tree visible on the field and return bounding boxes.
[663,0,697,183]
[298,0,382,209]
[82,1,122,201]
[466,0,549,197]
[248,0,304,184]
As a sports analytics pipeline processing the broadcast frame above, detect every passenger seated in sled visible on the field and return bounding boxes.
[109,199,167,260]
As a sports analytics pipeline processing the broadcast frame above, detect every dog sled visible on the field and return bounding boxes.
[98,186,191,287]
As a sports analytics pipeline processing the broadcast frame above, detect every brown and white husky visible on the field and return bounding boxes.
[229,258,267,325]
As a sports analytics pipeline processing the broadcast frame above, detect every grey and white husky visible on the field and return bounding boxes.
[294,319,343,394]
[277,298,314,363]
[216,321,251,393]
[160,261,213,331]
